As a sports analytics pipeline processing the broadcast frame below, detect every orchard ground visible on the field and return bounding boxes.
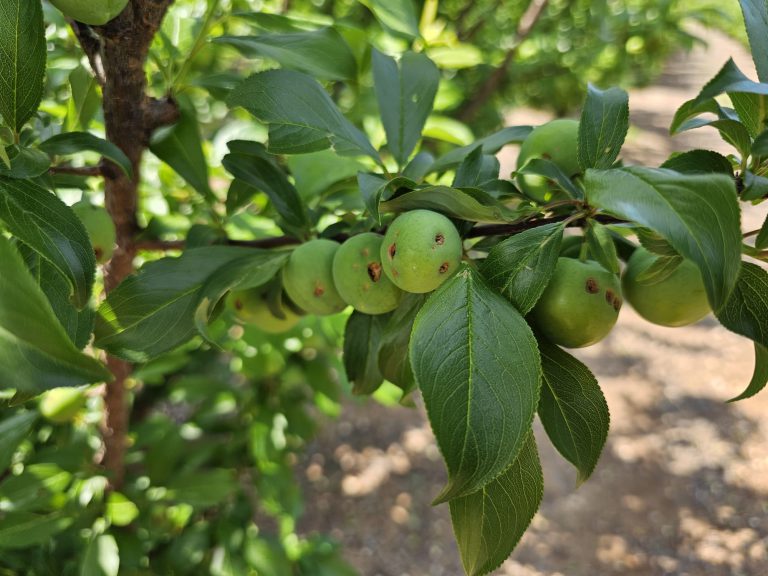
[298,29,768,576]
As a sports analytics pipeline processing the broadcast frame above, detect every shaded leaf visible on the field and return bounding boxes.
[0,512,72,549]
[0,411,37,472]
[228,70,379,161]
[81,534,119,576]
[378,293,426,398]
[661,149,734,174]
[343,311,390,395]
[716,262,768,348]
[449,433,543,576]
[516,157,582,199]
[537,339,609,483]
[585,220,619,274]
[0,176,96,307]
[739,0,768,82]
[40,132,132,178]
[360,0,420,39]
[481,223,565,315]
[729,343,768,402]
[430,126,532,173]
[380,185,518,223]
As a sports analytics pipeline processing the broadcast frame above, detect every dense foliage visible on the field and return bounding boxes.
[0,0,766,575]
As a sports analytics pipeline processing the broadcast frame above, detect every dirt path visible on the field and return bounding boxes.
[298,30,768,576]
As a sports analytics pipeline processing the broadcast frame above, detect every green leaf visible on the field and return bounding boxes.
[0,411,37,472]
[635,227,678,257]
[670,97,728,135]
[729,92,767,137]
[0,0,45,131]
[537,339,609,483]
[105,492,139,527]
[728,343,768,402]
[430,126,532,173]
[95,247,268,362]
[585,220,619,274]
[222,142,310,238]
[379,185,518,223]
[21,246,95,349]
[357,173,418,223]
[716,262,768,348]
[0,145,50,178]
[756,213,768,250]
[452,147,499,189]
[0,176,96,307]
[378,293,426,398]
[688,59,768,110]
[410,266,541,503]
[585,167,741,310]
[0,512,72,549]
[39,132,132,178]
[578,84,629,170]
[343,311,389,395]
[636,255,683,285]
[481,223,565,315]
[81,534,120,576]
[660,150,734,174]
[0,464,72,512]
[166,469,237,508]
[359,0,420,39]
[739,0,768,82]
[66,65,101,132]
[215,28,357,81]
[752,128,768,155]
[373,50,439,167]
[742,170,768,200]
[150,104,214,203]
[0,236,110,392]
[448,433,543,576]
[516,157,583,199]
[426,45,484,70]
[286,150,366,199]
[403,151,434,181]
[228,70,380,162]
[676,118,753,159]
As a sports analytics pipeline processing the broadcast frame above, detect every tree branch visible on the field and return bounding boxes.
[457,0,550,123]
[68,21,105,85]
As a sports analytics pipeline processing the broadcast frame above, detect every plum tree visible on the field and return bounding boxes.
[516,119,580,203]
[48,0,129,25]
[71,201,116,263]
[622,247,711,327]
[227,288,302,333]
[381,210,463,294]
[332,233,402,314]
[282,239,347,315]
[531,257,622,348]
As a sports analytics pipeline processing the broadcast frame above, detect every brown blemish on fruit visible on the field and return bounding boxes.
[313,283,325,297]
[94,247,103,261]
[388,243,397,259]
[613,297,622,312]
[605,289,615,304]
[367,262,382,283]
[585,278,599,294]
[362,248,370,257]
[234,299,243,311]
[435,233,445,246]
[439,262,450,274]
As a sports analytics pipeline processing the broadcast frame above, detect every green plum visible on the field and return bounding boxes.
[227,289,302,333]
[48,0,129,25]
[333,233,402,314]
[516,119,580,203]
[380,210,463,294]
[39,387,87,424]
[282,239,347,315]
[531,257,622,348]
[622,247,710,327]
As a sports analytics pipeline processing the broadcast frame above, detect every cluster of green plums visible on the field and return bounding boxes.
[531,247,710,349]
[228,209,463,332]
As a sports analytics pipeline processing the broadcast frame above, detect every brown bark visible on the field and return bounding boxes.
[71,0,178,489]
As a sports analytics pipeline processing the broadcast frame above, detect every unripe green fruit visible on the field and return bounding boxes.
[48,0,129,25]
[227,289,302,333]
[531,257,622,348]
[39,387,87,424]
[516,119,580,203]
[282,239,347,315]
[622,247,710,327]
[72,201,116,263]
[381,210,462,294]
[332,233,402,315]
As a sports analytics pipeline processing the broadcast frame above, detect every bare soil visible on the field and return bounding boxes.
[298,30,768,576]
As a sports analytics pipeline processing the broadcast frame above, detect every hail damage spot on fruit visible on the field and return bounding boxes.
[439,262,450,274]
[388,243,397,259]
[234,298,244,310]
[94,247,104,261]
[435,233,445,246]
[585,278,599,294]
[362,248,370,257]
[605,289,615,304]
[613,297,622,312]
[313,283,325,297]
[367,262,382,282]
